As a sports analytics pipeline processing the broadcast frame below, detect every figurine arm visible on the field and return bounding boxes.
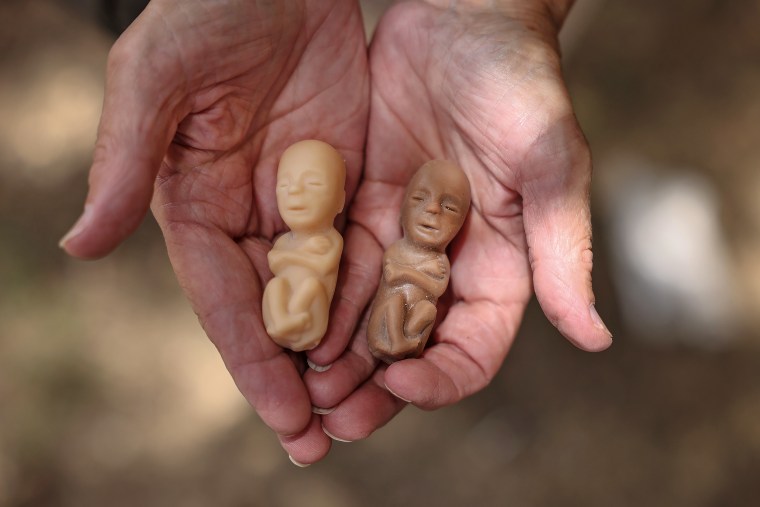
[381,246,407,283]
[269,233,342,276]
[309,233,343,276]
[418,257,448,280]
[384,258,449,295]
[268,238,301,273]
[413,264,449,296]
[381,243,412,283]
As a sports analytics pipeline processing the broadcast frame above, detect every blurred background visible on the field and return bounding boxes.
[1,0,759,505]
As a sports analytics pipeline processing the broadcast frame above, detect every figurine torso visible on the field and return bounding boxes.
[269,228,342,297]
[381,240,449,303]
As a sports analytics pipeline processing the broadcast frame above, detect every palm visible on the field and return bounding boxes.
[309,2,608,441]
[151,1,369,447]
[66,0,369,461]
[360,3,543,368]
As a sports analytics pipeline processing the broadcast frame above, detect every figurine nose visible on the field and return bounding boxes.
[424,200,440,214]
[288,181,303,194]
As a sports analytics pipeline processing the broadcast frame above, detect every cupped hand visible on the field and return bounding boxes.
[60,0,369,464]
[306,0,612,442]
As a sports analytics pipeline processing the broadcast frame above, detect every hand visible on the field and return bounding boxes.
[305,0,612,442]
[59,0,369,465]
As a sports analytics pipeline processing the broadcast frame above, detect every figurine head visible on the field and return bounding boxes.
[276,140,346,232]
[401,160,471,250]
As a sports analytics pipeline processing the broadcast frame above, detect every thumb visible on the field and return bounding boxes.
[521,117,612,351]
[60,29,183,259]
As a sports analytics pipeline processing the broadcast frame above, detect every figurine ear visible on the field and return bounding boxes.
[337,190,346,214]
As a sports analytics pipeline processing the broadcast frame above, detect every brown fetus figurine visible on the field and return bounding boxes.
[368,160,471,363]
[262,140,346,351]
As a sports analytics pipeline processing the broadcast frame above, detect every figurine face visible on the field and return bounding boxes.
[276,140,346,232]
[401,161,471,250]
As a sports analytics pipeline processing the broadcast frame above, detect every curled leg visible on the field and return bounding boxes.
[284,277,330,351]
[263,277,310,339]
[404,299,436,339]
[368,293,421,363]
[289,277,323,317]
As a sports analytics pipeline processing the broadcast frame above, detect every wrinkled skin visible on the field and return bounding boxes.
[61,0,611,464]
[61,0,369,464]
[305,2,612,442]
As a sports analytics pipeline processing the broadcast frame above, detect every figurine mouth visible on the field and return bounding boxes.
[417,223,438,232]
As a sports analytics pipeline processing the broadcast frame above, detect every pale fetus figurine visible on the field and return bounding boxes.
[262,140,346,351]
[368,160,471,363]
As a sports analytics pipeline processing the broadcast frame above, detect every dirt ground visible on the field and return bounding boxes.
[1,0,759,506]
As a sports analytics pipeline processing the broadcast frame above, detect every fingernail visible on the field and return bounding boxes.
[288,455,310,468]
[59,204,93,249]
[589,303,612,338]
[384,383,412,403]
[322,425,352,443]
[307,358,332,372]
[312,405,335,415]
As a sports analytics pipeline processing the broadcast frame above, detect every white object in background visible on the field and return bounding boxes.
[603,159,738,347]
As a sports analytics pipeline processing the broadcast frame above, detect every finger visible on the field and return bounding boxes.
[165,223,313,437]
[304,315,378,410]
[279,413,332,466]
[521,117,613,352]
[306,224,382,367]
[60,23,185,259]
[321,368,407,442]
[383,300,518,409]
